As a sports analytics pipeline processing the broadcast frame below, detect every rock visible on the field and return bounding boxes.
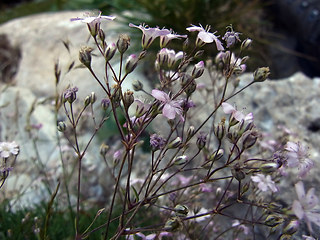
[0,11,150,208]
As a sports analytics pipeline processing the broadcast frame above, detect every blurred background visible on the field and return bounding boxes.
[0,0,319,79]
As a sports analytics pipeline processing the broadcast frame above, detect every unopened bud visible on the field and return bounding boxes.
[208,149,224,161]
[196,132,207,150]
[84,95,91,106]
[260,162,279,173]
[253,67,270,82]
[100,143,110,156]
[174,155,188,165]
[194,50,204,58]
[231,164,245,181]
[283,220,299,235]
[164,217,180,231]
[90,92,96,104]
[57,121,66,132]
[241,38,252,50]
[125,54,138,74]
[132,80,144,91]
[265,214,283,227]
[123,90,134,108]
[174,205,189,217]
[242,130,259,149]
[117,34,130,54]
[191,61,205,78]
[104,42,117,62]
[214,121,225,140]
[98,29,105,42]
[186,126,195,141]
[79,46,93,68]
[168,137,182,149]
[101,98,110,110]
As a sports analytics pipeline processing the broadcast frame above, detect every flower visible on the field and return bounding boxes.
[222,27,241,48]
[251,174,278,192]
[151,89,184,121]
[150,134,166,151]
[129,23,171,49]
[292,181,320,233]
[63,87,78,103]
[221,102,253,123]
[160,31,187,48]
[285,142,313,178]
[71,11,116,36]
[186,24,224,51]
[0,141,19,158]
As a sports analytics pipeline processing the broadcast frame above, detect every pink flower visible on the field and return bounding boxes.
[186,24,224,51]
[129,23,171,49]
[0,141,19,158]
[151,89,184,121]
[285,142,313,178]
[251,174,278,192]
[292,181,320,233]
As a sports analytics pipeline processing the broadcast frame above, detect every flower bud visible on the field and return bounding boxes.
[132,80,144,91]
[242,130,259,149]
[57,121,66,132]
[90,92,96,104]
[100,143,109,156]
[168,137,182,149]
[253,67,270,82]
[63,87,78,103]
[265,214,283,227]
[259,162,279,173]
[186,126,195,141]
[98,28,105,41]
[196,132,207,150]
[194,50,204,58]
[79,46,93,68]
[214,121,225,141]
[84,95,91,106]
[157,48,168,67]
[104,42,116,62]
[123,90,134,108]
[174,205,189,217]
[101,98,110,110]
[174,155,188,165]
[241,38,252,50]
[208,149,224,162]
[164,217,180,231]
[231,167,245,181]
[117,34,130,54]
[125,54,138,74]
[139,50,147,60]
[191,61,205,78]
[283,220,299,235]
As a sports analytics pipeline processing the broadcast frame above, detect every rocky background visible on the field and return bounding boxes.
[0,11,319,225]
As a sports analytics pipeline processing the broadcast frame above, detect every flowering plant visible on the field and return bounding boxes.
[1,10,317,240]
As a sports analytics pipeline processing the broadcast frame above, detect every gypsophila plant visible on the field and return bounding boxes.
[18,10,317,240]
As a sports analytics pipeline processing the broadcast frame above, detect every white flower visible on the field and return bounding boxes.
[129,23,170,49]
[285,142,313,178]
[221,102,253,123]
[0,141,19,158]
[71,11,115,36]
[292,181,320,233]
[186,24,224,51]
[251,174,278,192]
